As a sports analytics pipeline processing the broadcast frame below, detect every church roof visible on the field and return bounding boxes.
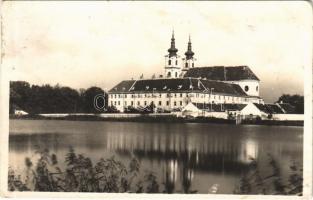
[184,66,260,81]
[108,80,136,93]
[109,78,248,97]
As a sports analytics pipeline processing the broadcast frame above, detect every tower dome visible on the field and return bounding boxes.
[184,35,194,60]
[168,30,178,57]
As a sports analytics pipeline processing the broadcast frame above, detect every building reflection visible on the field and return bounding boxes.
[9,124,302,193]
[100,130,260,192]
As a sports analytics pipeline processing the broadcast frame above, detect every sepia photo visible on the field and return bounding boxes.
[0,1,312,199]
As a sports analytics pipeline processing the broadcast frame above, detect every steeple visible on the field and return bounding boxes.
[185,35,194,60]
[168,30,178,57]
[164,30,182,79]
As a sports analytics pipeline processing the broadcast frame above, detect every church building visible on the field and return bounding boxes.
[108,32,263,112]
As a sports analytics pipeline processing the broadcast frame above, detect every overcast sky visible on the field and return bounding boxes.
[2,1,311,102]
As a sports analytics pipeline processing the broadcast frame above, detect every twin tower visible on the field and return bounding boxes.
[164,31,196,79]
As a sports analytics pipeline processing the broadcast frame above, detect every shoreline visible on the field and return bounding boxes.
[9,114,304,127]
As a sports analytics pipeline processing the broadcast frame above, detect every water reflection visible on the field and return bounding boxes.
[9,120,303,193]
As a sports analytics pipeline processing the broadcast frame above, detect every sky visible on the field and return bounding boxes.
[2,1,311,103]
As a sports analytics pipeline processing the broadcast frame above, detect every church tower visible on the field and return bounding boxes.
[164,31,182,78]
[182,35,196,75]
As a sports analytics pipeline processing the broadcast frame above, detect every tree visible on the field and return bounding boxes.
[10,81,107,114]
[276,94,304,114]
[9,81,31,113]
[79,87,105,113]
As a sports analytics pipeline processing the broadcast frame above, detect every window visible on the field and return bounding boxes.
[245,85,249,92]
[180,101,182,106]
[256,86,259,91]
[131,101,134,106]
[185,63,188,68]
[125,94,127,98]
[175,72,178,77]
[174,101,177,106]
[118,101,120,105]
[124,101,127,106]
[175,60,178,65]
[180,93,183,97]
[114,101,117,105]
[114,94,116,98]
[167,72,171,77]
[166,101,169,106]
[174,93,177,97]
[168,60,171,65]
[159,101,162,106]
[137,101,140,105]
[111,101,113,105]
[159,94,162,97]
[192,63,194,68]
[144,101,147,106]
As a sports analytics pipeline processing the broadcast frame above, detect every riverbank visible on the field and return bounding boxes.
[9,114,304,126]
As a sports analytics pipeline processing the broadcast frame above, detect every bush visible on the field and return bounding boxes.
[233,154,303,195]
[8,147,160,193]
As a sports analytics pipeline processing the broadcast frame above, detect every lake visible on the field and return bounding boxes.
[9,119,303,194]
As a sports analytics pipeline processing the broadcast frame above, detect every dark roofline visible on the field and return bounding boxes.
[109,78,251,97]
[184,66,260,81]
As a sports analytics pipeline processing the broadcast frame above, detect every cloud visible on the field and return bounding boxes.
[2,1,310,102]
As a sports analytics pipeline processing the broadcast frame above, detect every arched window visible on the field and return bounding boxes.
[168,60,171,65]
[167,72,171,77]
[256,86,259,91]
[245,85,249,92]
[185,63,188,68]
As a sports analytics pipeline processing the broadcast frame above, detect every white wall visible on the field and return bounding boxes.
[240,102,263,116]
[204,111,228,119]
[164,55,182,78]
[227,80,260,97]
[108,91,263,112]
[182,57,196,72]
[272,114,304,121]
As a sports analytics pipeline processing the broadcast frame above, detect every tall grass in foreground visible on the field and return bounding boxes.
[8,148,302,194]
[233,154,302,195]
[8,147,159,193]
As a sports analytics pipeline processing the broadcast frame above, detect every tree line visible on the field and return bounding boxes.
[10,81,304,114]
[276,94,304,114]
[10,81,107,114]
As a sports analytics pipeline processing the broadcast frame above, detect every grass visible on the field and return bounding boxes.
[8,148,303,194]
[8,147,160,193]
[233,153,303,195]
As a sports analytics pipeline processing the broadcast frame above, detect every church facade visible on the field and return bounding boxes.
[108,32,263,112]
